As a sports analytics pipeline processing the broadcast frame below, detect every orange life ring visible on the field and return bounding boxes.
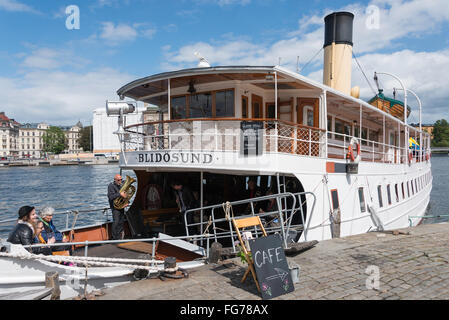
[347,137,361,163]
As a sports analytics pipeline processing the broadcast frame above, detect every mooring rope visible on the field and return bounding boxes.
[0,252,176,272]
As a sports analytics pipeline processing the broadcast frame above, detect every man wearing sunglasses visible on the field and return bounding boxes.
[108,174,128,240]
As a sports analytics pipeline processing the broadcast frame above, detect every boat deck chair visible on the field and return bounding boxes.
[232,216,267,293]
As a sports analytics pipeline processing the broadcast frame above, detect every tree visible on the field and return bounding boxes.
[42,126,67,154]
[78,125,93,152]
[432,119,449,147]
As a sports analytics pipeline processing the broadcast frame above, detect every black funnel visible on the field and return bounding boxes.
[324,11,354,48]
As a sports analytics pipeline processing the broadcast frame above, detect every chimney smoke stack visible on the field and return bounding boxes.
[323,12,354,95]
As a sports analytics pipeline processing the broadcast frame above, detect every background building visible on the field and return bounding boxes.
[59,121,83,154]
[19,122,49,158]
[0,112,20,158]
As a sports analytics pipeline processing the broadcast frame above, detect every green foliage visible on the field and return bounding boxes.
[236,245,251,264]
[42,126,67,154]
[432,119,449,147]
[78,125,93,152]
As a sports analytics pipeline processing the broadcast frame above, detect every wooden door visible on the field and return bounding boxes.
[252,94,263,119]
[296,98,320,156]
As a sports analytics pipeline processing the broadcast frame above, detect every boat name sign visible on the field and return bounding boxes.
[137,152,214,165]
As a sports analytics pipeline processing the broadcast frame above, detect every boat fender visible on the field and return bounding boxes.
[347,137,361,163]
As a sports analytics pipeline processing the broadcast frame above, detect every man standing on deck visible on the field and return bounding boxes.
[108,174,128,240]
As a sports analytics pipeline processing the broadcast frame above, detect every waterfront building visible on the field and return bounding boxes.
[0,112,20,158]
[59,121,83,154]
[19,122,49,158]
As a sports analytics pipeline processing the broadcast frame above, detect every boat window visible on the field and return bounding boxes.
[266,103,276,118]
[415,179,418,192]
[171,96,187,119]
[189,93,213,118]
[377,185,383,208]
[411,180,414,195]
[387,184,392,205]
[334,118,347,141]
[305,107,314,127]
[216,90,235,117]
[401,182,405,199]
[407,181,410,197]
[370,130,379,146]
[358,187,366,213]
[395,184,399,202]
[331,189,339,210]
[327,116,333,139]
[361,127,368,146]
[242,96,248,118]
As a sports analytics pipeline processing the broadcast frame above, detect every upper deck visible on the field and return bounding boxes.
[117,66,431,173]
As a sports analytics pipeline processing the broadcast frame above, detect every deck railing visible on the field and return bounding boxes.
[124,118,326,158]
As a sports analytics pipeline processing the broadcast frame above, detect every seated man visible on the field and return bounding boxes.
[39,207,71,253]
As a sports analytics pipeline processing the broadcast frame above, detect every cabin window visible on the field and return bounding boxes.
[331,189,339,210]
[334,118,346,141]
[189,93,213,118]
[171,89,235,119]
[171,96,187,119]
[377,185,383,208]
[411,180,414,195]
[327,116,333,139]
[395,184,399,202]
[389,132,395,146]
[215,90,235,117]
[407,181,410,197]
[242,96,248,118]
[358,187,366,213]
[266,103,276,118]
[387,184,392,205]
[370,130,379,146]
[401,182,405,200]
[304,107,314,127]
[361,127,368,146]
[415,179,418,192]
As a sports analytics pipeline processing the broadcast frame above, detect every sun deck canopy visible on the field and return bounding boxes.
[117,66,317,105]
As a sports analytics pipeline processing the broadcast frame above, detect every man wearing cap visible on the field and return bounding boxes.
[108,174,128,240]
[7,206,54,255]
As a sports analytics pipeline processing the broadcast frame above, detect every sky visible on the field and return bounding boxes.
[0,0,448,126]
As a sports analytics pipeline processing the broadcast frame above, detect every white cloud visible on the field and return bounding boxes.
[162,0,449,123]
[0,68,134,125]
[0,0,39,13]
[100,22,138,44]
[20,48,89,70]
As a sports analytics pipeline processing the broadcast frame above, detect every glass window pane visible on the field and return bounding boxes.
[242,97,248,118]
[377,185,383,208]
[307,109,314,126]
[335,119,344,140]
[267,103,275,118]
[362,128,368,146]
[171,96,186,119]
[358,187,366,213]
[387,184,392,205]
[216,90,234,117]
[189,93,212,118]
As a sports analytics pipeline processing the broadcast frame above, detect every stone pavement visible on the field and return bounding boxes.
[99,222,449,300]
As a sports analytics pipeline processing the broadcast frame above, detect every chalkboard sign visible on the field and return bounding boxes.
[248,234,294,299]
[240,121,263,156]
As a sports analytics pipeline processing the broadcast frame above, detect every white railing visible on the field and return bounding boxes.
[124,118,326,158]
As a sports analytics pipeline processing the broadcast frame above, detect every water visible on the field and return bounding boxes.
[0,164,136,238]
[1,157,448,238]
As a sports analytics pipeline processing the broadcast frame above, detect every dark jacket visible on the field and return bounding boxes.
[7,222,52,255]
[108,182,123,210]
[173,186,196,213]
[40,219,63,242]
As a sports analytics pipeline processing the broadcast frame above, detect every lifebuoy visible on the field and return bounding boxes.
[347,137,361,163]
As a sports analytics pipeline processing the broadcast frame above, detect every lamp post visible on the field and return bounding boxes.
[374,72,408,165]
[394,88,422,161]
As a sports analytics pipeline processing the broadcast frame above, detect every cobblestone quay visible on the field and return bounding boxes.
[99,222,449,300]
